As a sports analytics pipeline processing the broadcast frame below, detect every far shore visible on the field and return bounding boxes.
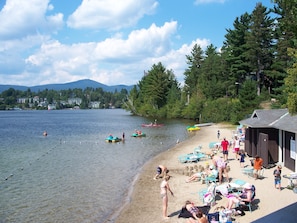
[114,123,297,223]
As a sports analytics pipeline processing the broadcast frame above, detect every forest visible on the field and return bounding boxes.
[123,1,297,124]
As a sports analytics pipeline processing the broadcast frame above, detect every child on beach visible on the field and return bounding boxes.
[273,165,282,191]
[239,150,246,168]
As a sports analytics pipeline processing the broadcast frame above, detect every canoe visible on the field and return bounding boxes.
[132,133,146,137]
[141,123,164,127]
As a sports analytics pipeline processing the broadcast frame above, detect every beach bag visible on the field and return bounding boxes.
[219,209,232,222]
[203,192,214,205]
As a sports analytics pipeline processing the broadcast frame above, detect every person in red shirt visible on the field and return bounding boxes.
[221,137,229,162]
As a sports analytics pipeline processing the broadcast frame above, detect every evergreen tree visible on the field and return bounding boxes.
[223,12,252,94]
[184,44,204,96]
[271,0,297,104]
[126,62,180,117]
[199,44,225,99]
[245,3,274,96]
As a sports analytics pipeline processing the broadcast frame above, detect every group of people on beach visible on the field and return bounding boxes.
[153,131,284,222]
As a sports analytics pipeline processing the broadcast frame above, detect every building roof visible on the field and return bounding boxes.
[239,108,297,133]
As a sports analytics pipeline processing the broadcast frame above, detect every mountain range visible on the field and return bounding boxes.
[0,79,134,93]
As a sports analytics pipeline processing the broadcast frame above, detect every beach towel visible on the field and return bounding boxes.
[178,205,210,218]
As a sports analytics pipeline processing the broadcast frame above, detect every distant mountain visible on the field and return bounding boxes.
[0,79,134,93]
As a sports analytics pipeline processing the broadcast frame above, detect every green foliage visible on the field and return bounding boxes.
[284,48,297,114]
[0,86,129,110]
[127,62,180,118]
[200,98,231,123]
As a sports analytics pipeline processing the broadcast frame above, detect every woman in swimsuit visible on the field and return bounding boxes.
[184,200,208,223]
[160,175,174,219]
[226,183,253,209]
[211,154,229,184]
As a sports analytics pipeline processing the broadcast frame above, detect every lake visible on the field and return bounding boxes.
[0,109,192,223]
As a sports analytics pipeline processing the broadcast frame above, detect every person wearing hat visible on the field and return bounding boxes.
[226,183,254,209]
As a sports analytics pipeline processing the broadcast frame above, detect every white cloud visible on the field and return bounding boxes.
[67,0,158,30]
[0,0,63,40]
[0,1,211,87]
[22,21,209,86]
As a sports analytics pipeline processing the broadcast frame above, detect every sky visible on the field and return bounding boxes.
[0,0,275,87]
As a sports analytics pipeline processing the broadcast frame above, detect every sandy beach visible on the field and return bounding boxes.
[115,124,297,223]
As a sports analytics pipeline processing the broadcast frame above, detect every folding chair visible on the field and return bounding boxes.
[199,182,216,206]
[235,191,255,212]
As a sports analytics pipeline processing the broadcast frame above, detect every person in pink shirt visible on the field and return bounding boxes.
[221,137,229,162]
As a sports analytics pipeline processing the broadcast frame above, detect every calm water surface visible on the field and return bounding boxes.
[0,109,192,223]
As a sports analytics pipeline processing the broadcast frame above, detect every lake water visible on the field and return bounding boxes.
[0,109,192,223]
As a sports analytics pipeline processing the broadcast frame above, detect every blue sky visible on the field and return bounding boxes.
[0,0,275,87]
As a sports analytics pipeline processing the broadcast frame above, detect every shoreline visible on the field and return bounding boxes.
[105,134,195,223]
[115,123,297,223]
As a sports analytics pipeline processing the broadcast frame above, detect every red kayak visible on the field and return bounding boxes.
[141,123,164,127]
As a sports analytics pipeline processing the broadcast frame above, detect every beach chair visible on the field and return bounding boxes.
[205,174,218,186]
[235,190,255,212]
[178,154,200,163]
[209,142,217,149]
[203,182,217,206]
[178,155,188,163]
[194,146,202,155]
[228,179,246,193]
[241,167,254,178]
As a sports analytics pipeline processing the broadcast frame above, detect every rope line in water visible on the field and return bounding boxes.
[1,139,113,183]
[1,140,63,183]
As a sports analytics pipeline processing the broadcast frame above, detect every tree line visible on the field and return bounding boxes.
[123,1,297,124]
[0,87,128,110]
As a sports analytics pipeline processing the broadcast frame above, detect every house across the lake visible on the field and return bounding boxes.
[240,108,297,172]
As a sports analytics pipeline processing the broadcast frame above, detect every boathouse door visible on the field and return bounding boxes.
[258,133,269,168]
